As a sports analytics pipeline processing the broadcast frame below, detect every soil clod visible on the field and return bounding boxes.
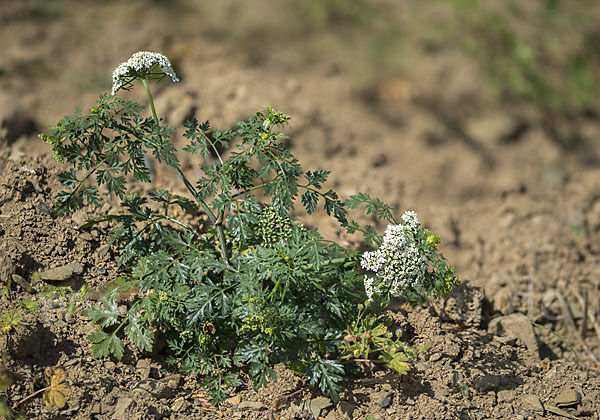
[554,387,581,408]
[39,262,83,282]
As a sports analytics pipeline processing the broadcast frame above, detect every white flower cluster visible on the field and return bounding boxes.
[361,211,429,301]
[111,51,179,95]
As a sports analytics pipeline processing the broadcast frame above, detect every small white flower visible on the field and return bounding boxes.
[111,51,179,95]
[361,210,429,301]
[364,275,377,302]
[401,210,419,228]
[360,249,384,272]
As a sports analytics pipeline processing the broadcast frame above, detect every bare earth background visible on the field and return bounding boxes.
[1,1,600,419]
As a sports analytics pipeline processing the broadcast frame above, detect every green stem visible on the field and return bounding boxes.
[302,256,357,271]
[63,155,109,213]
[140,77,229,262]
[142,78,159,125]
[201,132,224,165]
[266,148,286,178]
[266,277,284,302]
[229,179,279,200]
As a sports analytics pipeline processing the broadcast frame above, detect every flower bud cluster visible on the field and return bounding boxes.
[39,126,66,162]
[255,206,293,247]
[111,51,179,95]
[361,211,431,301]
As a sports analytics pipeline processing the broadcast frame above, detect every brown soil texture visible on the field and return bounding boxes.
[2,1,600,419]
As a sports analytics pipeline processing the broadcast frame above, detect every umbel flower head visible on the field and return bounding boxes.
[361,211,456,303]
[111,51,179,95]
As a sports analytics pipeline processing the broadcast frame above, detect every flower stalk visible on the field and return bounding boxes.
[140,77,229,262]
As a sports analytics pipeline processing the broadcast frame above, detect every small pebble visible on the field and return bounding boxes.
[554,388,581,407]
[39,262,83,282]
[97,244,110,257]
[238,401,265,410]
[172,397,188,412]
[521,394,544,413]
[377,391,394,408]
[497,390,516,403]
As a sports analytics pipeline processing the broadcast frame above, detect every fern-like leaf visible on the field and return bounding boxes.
[82,298,120,327]
[124,317,154,352]
[88,330,124,359]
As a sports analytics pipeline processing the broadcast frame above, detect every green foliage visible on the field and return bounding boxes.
[0,367,22,420]
[39,94,172,213]
[0,399,25,420]
[17,300,38,313]
[0,311,21,335]
[42,59,458,404]
[341,309,428,376]
[87,329,125,359]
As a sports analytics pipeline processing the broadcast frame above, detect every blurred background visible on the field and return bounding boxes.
[2,0,600,235]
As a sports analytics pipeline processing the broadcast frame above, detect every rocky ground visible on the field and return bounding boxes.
[1,1,600,419]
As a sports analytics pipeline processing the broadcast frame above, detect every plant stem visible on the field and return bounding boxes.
[201,132,224,165]
[229,179,279,200]
[140,77,229,262]
[142,77,159,125]
[15,387,47,407]
[62,155,109,213]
